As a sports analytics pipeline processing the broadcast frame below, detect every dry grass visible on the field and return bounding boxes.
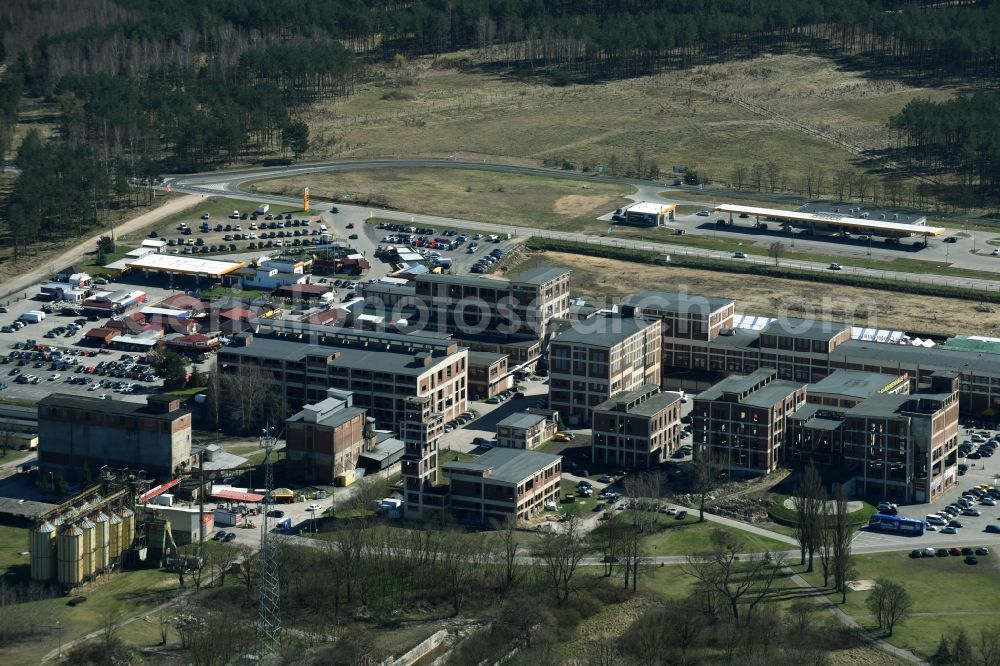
[251,168,633,231]
[505,250,1000,336]
[303,53,957,192]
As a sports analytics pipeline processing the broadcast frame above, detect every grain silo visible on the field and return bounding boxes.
[30,521,57,582]
[80,518,96,581]
[121,507,136,551]
[108,512,123,564]
[57,525,84,586]
[93,512,110,572]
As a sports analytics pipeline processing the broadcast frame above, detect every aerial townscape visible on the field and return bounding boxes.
[3,1,1000,665]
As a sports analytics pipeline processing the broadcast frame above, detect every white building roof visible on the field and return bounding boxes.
[141,307,189,318]
[714,204,944,236]
[397,251,424,263]
[125,254,245,277]
[125,247,156,258]
[141,239,168,249]
[626,201,672,214]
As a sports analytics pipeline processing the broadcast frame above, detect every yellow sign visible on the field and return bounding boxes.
[303,187,310,211]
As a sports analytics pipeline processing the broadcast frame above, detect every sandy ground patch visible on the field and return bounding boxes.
[553,193,615,216]
[847,580,877,592]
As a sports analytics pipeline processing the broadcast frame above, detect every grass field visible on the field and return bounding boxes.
[639,518,793,556]
[506,249,1000,336]
[302,53,958,205]
[800,552,1000,658]
[252,168,634,231]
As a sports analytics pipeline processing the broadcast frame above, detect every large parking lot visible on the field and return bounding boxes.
[372,221,521,276]
[853,424,1000,551]
[0,278,184,404]
[156,211,329,256]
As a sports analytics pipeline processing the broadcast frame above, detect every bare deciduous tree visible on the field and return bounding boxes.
[792,463,825,571]
[768,241,785,267]
[831,485,855,602]
[683,529,786,622]
[865,578,913,636]
[535,515,588,605]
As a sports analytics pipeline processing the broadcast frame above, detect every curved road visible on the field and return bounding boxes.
[164,158,1000,293]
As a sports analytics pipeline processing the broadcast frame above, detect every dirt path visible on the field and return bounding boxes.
[0,194,202,302]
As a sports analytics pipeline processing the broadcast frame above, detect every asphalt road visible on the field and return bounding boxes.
[163,159,1000,292]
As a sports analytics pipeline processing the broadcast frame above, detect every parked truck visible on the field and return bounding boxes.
[19,311,45,323]
[254,203,270,215]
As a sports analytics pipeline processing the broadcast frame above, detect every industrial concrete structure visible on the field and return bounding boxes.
[37,395,193,482]
[285,389,374,485]
[468,351,513,400]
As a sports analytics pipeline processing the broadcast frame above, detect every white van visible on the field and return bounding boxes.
[318,224,327,232]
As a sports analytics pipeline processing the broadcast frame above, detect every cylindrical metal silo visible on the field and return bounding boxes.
[108,512,123,564]
[80,518,95,580]
[57,525,84,587]
[30,521,57,582]
[93,513,110,573]
[121,508,136,550]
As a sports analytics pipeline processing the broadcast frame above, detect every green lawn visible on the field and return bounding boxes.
[799,552,1000,657]
[0,524,30,580]
[639,518,793,556]
[1,568,180,665]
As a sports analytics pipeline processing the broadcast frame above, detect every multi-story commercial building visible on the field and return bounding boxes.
[443,448,562,524]
[591,384,682,468]
[468,351,512,400]
[692,368,808,476]
[363,268,569,376]
[788,371,960,503]
[412,267,571,339]
[217,323,468,428]
[37,394,193,482]
[285,389,373,485]
[806,370,910,408]
[496,411,558,450]
[217,321,468,519]
[628,288,1000,415]
[548,315,662,426]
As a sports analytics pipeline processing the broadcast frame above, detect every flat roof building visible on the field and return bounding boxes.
[548,315,662,426]
[285,389,372,485]
[692,369,808,476]
[592,384,683,468]
[38,394,193,482]
[496,411,558,450]
[444,448,562,524]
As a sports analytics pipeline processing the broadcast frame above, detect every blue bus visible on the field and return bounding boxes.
[867,513,926,536]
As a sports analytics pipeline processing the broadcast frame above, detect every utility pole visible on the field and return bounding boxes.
[257,426,281,661]
[198,450,206,547]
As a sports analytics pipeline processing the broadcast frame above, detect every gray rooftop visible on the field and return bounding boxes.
[839,340,1000,375]
[761,317,850,341]
[287,404,367,429]
[417,273,509,289]
[623,290,733,314]
[742,382,805,409]
[222,336,462,376]
[359,436,405,464]
[444,448,561,485]
[468,351,508,366]
[513,267,569,286]
[192,444,249,472]
[497,412,547,430]
[551,315,656,348]
[251,318,459,352]
[594,384,681,416]
[697,368,777,401]
[38,394,187,421]
[697,369,803,408]
[845,394,910,419]
[808,370,904,399]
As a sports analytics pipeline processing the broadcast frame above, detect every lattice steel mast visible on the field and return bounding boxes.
[257,426,281,659]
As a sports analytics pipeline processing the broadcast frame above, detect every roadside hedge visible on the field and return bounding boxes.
[525,238,1000,304]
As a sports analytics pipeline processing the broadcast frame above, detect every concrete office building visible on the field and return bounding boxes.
[692,368,808,476]
[548,315,662,426]
[285,389,373,485]
[787,371,960,503]
[468,351,513,400]
[591,384,682,468]
[496,411,558,450]
[806,370,910,408]
[37,394,193,482]
[444,448,562,524]
[217,322,468,518]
